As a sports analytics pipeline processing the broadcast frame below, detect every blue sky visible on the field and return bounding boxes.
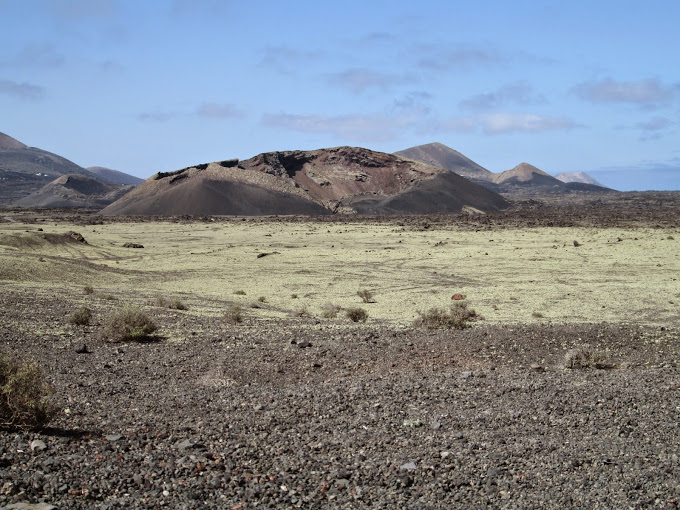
[1,0,679,190]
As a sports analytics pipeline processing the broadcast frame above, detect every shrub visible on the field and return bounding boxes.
[320,302,342,319]
[151,296,187,310]
[293,305,310,318]
[0,354,58,430]
[532,311,544,318]
[101,306,157,342]
[257,296,267,303]
[168,299,187,310]
[68,306,92,326]
[413,302,480,330]
[83,285,94,295]
[564,346,613,369]
[234,290,246,296]
[346,307,368,323]
[357,289,375,303]
[224,304,244,325]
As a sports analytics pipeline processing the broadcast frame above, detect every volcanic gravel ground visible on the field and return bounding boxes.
[1,302,679,509]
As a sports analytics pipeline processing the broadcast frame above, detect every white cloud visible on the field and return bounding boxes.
[196,102,244,119]
[137,112,177,122]
[635,116,673,132]
[0,43,65,69]
[325,68,413,94]
[459,82,547,111]
[259,46,322,75]
[431,112,580,135]
[479,113,579,134]
[573,77,679,108]
[262,113,399,142]
[0,79,45,100]
[416,46,501,71]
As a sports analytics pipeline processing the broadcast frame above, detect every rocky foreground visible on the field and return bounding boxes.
[1,292,679,509]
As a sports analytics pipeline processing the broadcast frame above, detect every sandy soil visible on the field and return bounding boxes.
[0,194,679,508]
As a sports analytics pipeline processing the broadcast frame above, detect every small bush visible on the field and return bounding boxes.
[0,354,58,430]
[532,311,544,318]
[83,285,94,295]
[151,296,187,310]
[346,307,368,323]
[293,305,310,318]
[68,306,92,326]
[224,304,244,325]
[320,302,342,319]
[564,346,613,369]
[234,290,246,296]
[357,289,375,303]
[168,299,187,310]
[257,296,267,303]
[413,302,480,330]
[101,306,157,343]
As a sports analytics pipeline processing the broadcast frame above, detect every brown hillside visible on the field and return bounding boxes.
[394,142,494,181]
[88,166,144,186]
[13,174,132,209]
[0,132,27,150]
[493,162,564,187]
[101,147,509,216]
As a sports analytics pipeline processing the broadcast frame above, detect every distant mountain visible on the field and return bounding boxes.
[493,162,564,187]
[554,171,604,187]
[396,142,614,195]
[13,174,133,209]
[0,131,108,207]
[101,146,509,216]
[88,166,144,186]
[0,132,27,150]
[394,142,494,182]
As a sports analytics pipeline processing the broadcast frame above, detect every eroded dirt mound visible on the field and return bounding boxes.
[0,230,88,249]
[101,147,509,216]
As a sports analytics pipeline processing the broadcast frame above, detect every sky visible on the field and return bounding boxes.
[1,0,679,191]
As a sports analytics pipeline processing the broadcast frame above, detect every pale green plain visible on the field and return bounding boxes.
[1,218,678,327]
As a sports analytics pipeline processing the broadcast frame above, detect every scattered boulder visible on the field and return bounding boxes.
[75,343,90,354]
[123,242,144,249]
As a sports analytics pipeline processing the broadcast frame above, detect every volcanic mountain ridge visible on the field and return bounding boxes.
[396,142,612,194]
[100,146,509,216]
[0,131,141,207]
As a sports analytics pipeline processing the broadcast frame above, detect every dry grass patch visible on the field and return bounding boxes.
[150,296,188,310]
[320,302,342,319]
[414,302,481,330]
[357,289,375,303]
[68,306,92,326]
[0,354,58,430]
[564,346,614,369]
[346,307,368,323]
[101,306,158,343]
[224,304,244,325]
